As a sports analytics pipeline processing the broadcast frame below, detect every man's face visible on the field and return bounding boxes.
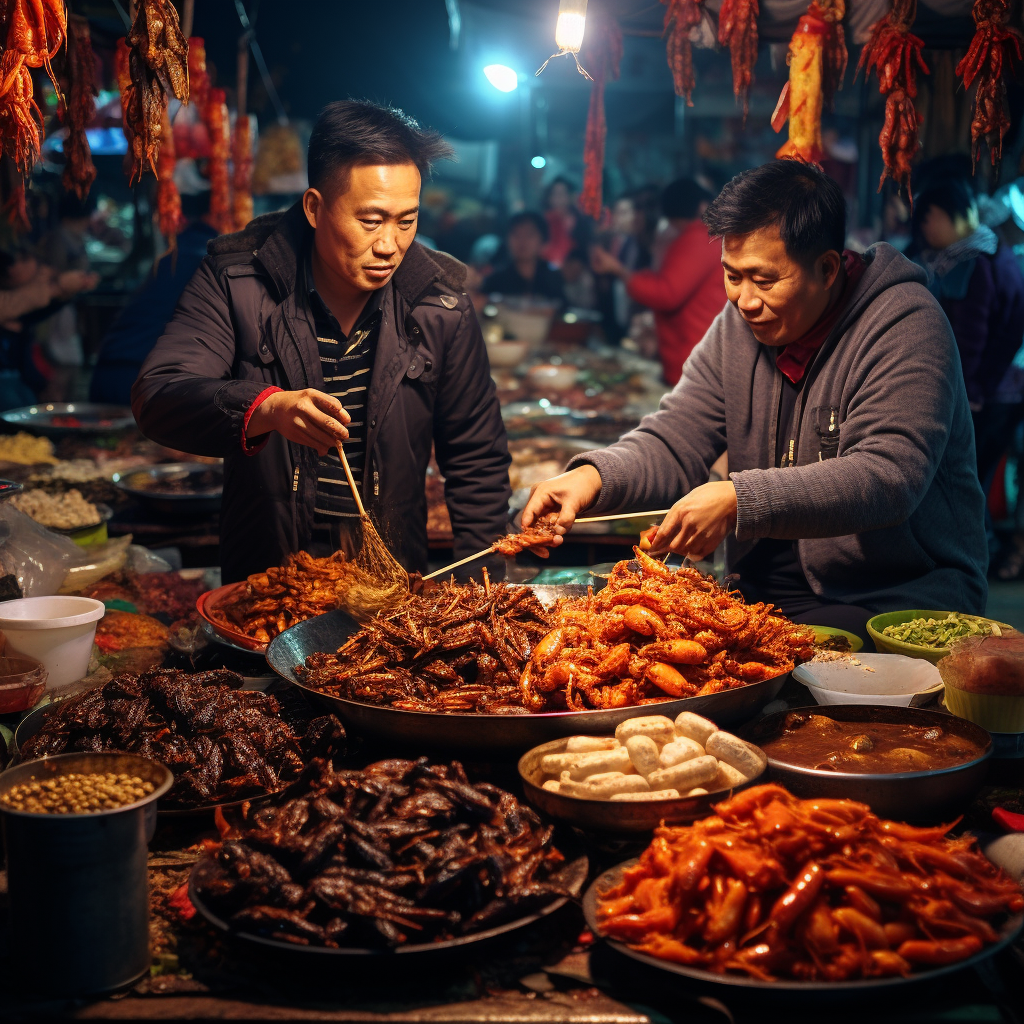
[721,226,839,347]
[919,204,975,251]
[303,162,421,293]
[508,222,544,263]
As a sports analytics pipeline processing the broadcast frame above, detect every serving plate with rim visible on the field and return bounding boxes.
[265,594,791,754]
[0,402,135,435]
[583,860,1024,999]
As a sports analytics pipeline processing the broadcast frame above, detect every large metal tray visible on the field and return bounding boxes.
[583,860,1024,999]
[265,603,789,754]
[188,853,588,961]
[0,402,136,435]
[112,462,223,515]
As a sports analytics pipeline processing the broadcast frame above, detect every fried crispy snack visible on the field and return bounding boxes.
[521,548,813,711]
[60,16,98,200]
[299,578,555,714]
[128,0,189,103]
[597,783,1024,981]
[492,513,560,557]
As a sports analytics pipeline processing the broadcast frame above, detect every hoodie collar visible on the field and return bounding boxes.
[919,225,999,282]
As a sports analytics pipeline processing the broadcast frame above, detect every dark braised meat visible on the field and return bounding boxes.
[297,580,554,714]
[20,669,344,808]
[195,757,578,948]
[492,514,560,557]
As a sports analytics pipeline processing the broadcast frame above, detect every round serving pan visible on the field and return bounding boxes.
[744,704,992,823]
[112,462,223,516]
[583,859,1023,1002]
[266,606,789,754]
[0,402,135,436]
[518,736,766,834]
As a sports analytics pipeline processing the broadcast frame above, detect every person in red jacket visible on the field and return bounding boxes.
[591,178,725,384]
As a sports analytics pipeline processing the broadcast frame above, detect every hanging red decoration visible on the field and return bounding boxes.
[231,115,254,232]
[857,0,928,202]
[205,88,233,234]
[662,0,704,106]
[60,15,99,200]
[718,0,759,121]
[579,18,622,220]
[156,104,185,252]
[956,0,1022,168]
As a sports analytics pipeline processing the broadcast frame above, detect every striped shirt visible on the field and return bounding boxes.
[306,256,383,522]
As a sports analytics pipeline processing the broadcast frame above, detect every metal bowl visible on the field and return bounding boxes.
[0,402,135,436]
[583,859,1024,1000]
[518,736,765,834]
[196,582,268,653]
[266,606,790,754]
[112,462,223,515]
[744,704,992,822]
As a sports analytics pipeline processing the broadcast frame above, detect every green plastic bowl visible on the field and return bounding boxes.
[866,609,1012,665]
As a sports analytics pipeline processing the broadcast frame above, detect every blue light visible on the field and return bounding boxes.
[531,155,546,169]
[483,64,518,92]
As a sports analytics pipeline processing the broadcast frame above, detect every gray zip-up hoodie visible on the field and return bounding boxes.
[570,243,988,614]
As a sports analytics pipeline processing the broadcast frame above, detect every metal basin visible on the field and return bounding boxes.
[744,704,992,822]
[112,462,223,515]
[266,604,789,755]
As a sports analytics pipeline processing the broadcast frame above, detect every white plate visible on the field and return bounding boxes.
[792,654,943,707]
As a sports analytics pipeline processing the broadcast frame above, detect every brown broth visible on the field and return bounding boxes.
[760,712,984,773]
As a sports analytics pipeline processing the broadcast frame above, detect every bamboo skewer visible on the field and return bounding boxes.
[423,509,673,581]
[336,442,366,517]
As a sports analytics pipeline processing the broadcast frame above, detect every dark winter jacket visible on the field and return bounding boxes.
[132,202,511,583]
[918,226,1024,407]
[570,243,988,614]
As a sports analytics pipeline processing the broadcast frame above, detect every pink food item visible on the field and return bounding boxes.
[938,633,1024,696]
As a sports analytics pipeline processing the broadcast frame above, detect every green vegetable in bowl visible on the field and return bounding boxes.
[881,613,1000,649]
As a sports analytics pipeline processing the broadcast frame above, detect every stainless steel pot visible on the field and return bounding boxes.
[0,751,173,995]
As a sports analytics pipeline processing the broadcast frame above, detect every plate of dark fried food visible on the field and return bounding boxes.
[188,757,588,957]
[14,668,346,813]
[583,783,1024,998]
[267,549,812,752]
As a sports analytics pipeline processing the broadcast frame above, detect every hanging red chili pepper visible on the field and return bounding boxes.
[662,0,704,106]
[206,87,233,235]
[718,0,758,120]
[579,18,622,220]
[857,0,928,202]
[956,0,1022,168]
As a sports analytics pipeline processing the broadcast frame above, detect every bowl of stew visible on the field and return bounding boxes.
[745,705,992,822]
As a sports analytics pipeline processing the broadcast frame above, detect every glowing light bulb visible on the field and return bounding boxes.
[555,0,587,53]
[483,64,519,92]
[531,155,547,169]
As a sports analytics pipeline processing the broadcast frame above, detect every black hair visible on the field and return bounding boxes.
[307,99,453,193]
[661,177,713,220]
[544,176,576,204]
[507,210,549,242]
[911,177,976,240]
[703,160,847,264]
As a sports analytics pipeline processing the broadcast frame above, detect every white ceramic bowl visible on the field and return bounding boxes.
[792,654,943,707]
[485,338,530,369]
[0,596,105,689]
[494,305,555,347]
[527,363,579,391]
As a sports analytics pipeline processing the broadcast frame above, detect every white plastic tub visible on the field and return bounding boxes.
[0,596,105,689]
[792,654,944,707]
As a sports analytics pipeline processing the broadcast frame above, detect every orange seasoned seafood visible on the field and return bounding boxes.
[596,784,1024,981]
[521,548,813,711]
[493,513,561,557]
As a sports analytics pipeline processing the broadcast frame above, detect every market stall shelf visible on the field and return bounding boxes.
[266,606,790,753]
[583,861,1023,1001]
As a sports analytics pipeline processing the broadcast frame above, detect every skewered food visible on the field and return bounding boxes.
[857,0,928,200]
[539,712,765,801]
[20,668,345,809]
[9,487,99,528]
[205,550,398,644]
[493,514,561,557]
[772,0,847,165]
[521,548,813,711]
[194,757,579,948]
[155,103,185,249]
[956,0,1022,167]
[298,578,555,714]
[205,87,232,234]
[662,0,704,106]
[186,37,209,111]
[578,17,622,219]
[60,15,98,200]
[718,0,758,120]
[595,783,1024,980]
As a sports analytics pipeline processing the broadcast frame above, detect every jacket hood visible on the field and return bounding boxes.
[918,225,999,282]
[834,242,929,336]
[207,201,468,307]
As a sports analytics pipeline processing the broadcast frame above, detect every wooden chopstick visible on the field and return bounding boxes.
[336,442,366,517]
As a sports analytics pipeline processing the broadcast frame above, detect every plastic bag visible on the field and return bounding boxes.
[938,633,1024,696]
[0,504,79,597]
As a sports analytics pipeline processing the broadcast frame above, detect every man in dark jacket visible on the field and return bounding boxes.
[133,101,511,582]
[523,162,987,638]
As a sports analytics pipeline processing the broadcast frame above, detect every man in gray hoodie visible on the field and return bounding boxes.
[523,161,987,636]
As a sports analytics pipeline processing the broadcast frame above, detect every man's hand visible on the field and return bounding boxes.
[55,269,99,297]
[521,465,603,553]
[649,481,737,561]
[246,388,351,456]
[590,245,629,280]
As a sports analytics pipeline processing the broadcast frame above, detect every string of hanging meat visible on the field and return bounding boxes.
[772,0,847,165]
[60,15,98,201]
[857,0,928,202]
[718,0,758,121]
[155,103,185,250]
[956,0,1022,168]
[205,87,233,234]
[662,0,704,106]
[578,18,622,221]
